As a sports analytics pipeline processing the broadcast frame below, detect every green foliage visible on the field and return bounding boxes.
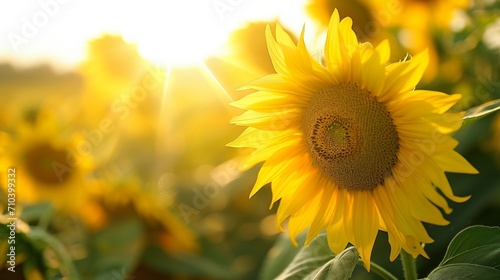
[85,218,145,280]
[426,226,500,279]
[142,237,237,279]
[462,99,500,127]
[302,247,359,280]
[28,227,81,280]
[261,233,358,280]
[258,233,303,280]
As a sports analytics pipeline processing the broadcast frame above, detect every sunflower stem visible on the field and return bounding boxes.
[359,260,398,280]
[400,250,418,280]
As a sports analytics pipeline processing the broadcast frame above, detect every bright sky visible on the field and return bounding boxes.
[0,0,311,70]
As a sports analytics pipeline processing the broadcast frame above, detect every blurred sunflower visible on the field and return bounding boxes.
[81,178,197,253]
[228,10,477,269]
[377,0,469,30]
[306,0,368,26]
[0,111,94,212]
[305,0,375,40]
[79,35,145,96]
[364,0,470,80]
[78,35,148,124]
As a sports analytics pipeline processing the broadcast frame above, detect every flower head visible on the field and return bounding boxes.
[0,111,95,212]
[228,10,477,269]
[81,178,198,253]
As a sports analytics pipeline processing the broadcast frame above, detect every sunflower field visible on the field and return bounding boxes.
[1,0,500,279]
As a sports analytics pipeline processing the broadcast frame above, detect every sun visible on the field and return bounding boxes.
[118,0,229,67]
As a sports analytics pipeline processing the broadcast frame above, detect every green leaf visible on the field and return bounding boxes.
[441,225,500,265]
[461,99,500,128]
[87,218,146,280]
[303,247,359,280]
[427,264,500,280]
[274,233,358,280]
[258,232,304,280]
[28,227,80,280]
[426,226,500,279]
[442,245,500,269]
[19,202,52,223]
[142,235,237,279]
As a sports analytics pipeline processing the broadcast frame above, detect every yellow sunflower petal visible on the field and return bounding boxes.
[344,191,379,270]
[383,49,429,96]
[242,136,302,169]
[422,158,471,203]
[324,9,342,69]
[230,91,305,112]
[409,91,462,113]
[277,173,323,222]
[404,177,449,226]
[251,143,305,197]
[326,188,349,253]
[288,192,323,246]
[305,185,337,243]
[434,150,479,174]
[230,109,301,131]
[361,49,385,95]
[265,25,288,76]
[375,39,391,65]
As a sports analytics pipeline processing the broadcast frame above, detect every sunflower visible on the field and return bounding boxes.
[362,0,469,81]
[80,178,198,253]
[79,35,145,95]
[0,111,94,212]
[228,10,477,269]
[78,35,148,125]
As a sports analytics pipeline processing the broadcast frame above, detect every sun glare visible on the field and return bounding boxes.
[119,0,229,67]
[114,0,309,67]
[0,0,309,69]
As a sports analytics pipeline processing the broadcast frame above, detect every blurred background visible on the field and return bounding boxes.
[0,0,500,279]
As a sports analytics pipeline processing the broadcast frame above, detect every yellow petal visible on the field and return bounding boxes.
[404,177,450,225]
[265,24,288,76]
[230,109,301,131]
[383,49,429,96]
[324,9,342,68]
[433,151,479,174]
[344,191,379,270]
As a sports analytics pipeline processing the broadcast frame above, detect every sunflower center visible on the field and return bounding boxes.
[302,83,399,191]
[25,143,70,185]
